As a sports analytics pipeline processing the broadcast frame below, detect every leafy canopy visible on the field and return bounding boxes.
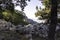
[2,10,28,25]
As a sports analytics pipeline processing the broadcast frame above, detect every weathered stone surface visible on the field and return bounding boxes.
[0,19,60,40]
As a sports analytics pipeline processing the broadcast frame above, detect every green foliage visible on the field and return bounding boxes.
[35,0,59,24]
[0,0,29,25]
[42,0,50,7]
[0,12,3,19]
[2,10,11,21]
[35,8,50,20]
[35,0,51,20]
[2,10,28,25]
[16,0,30,11]
[35,0,60,20]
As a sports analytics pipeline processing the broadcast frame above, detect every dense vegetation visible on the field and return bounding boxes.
[0,10,28,25]
[35,0,60,23]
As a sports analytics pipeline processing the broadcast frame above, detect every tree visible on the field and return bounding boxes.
[35,0,60,23]
[0,0,29,25]
[35,0,51,23]
[15,0,30,11]
[48,0,57,40]
[2,10,28,25]
[13,0,59,40]
[35,0,58,40]
[0,1,3,19]
[35,7,50,22]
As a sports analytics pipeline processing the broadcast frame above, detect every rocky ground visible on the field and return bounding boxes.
[0,19,60,40]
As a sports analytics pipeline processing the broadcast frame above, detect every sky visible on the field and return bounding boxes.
[15,0,45,23]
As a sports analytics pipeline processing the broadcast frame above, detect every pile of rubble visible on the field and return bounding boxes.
[0,19,60,40]
[15,24,60,38]
[0,19,16,31]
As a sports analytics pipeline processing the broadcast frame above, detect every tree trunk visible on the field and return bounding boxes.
[0,2,3,19]
[48,0,57,40]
